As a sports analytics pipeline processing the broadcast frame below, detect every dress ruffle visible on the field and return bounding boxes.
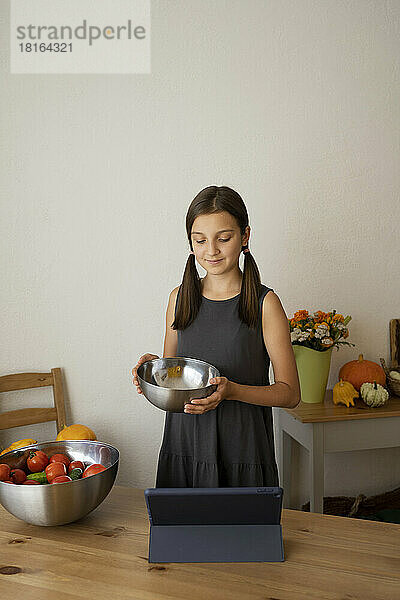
[156,451,279,487]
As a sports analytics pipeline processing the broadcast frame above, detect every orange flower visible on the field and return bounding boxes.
[313,310,327,322]
[294,310,309,321]
[333,314,344,323]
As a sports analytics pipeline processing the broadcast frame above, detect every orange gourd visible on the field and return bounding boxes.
[338,354,386,391]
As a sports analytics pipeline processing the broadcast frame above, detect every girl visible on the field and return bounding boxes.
[132,185,300,487]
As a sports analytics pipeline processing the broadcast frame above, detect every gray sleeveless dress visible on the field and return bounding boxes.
[155,283,280,488]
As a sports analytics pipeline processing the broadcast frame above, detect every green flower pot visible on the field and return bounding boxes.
[293,345,333,404]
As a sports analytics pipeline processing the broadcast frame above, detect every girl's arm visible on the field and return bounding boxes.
[162,286,180,358]
[226,291,300,408]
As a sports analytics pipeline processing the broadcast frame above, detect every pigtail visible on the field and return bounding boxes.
[171,252,202,330]
[238,245,262,329]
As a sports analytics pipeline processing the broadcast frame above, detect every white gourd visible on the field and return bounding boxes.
[389,370,400,381]
[360,381,389,407]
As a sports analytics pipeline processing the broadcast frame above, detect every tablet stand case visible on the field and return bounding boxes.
[145,487,284,563]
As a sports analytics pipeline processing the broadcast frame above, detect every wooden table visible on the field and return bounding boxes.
[277,389,400,513]
[1,485,399,599]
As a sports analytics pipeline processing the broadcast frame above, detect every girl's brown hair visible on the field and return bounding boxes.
[172,186,262,330]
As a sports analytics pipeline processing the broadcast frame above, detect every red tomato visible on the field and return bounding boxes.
[51,475,72,484]
[82,464,107,478]
[68,460,84,474]
[23,480,40,485]
[3,480,14,484]
[49,454,70,469]
[27,450,49,473]
[45,462,67,483]
[10,469,27,484]
[0,464,11,481]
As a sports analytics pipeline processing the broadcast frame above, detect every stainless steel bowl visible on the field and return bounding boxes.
[0,440,119,526]
[137,357,220,412]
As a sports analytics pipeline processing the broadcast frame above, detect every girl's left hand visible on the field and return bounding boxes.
[184,377,231,415]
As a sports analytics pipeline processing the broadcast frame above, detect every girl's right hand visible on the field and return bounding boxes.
[132,353,160,394]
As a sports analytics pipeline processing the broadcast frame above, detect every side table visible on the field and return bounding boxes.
[276,389,400,513]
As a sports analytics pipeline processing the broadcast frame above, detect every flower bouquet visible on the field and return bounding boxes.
[289,310,355,352]
[288,309,355,403]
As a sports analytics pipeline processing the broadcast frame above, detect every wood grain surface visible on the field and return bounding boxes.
[0,486,399,599]
[284,388,400,423]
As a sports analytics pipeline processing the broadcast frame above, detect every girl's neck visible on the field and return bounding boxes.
[201,272,243,297]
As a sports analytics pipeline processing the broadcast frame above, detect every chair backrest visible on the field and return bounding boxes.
[0,368,67,434]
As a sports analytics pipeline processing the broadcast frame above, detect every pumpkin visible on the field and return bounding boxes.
[389,370,400,381]
[360,381,389,407]
[338,354,386,391]
[56,424,97,441]
[333,379,359,407]
[0,438,37,456]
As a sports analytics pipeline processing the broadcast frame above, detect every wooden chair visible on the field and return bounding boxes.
[0,368,67,435]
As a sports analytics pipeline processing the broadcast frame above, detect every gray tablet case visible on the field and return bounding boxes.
[144,487,284,563]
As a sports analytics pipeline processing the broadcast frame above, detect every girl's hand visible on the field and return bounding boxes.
[132,353,160,394]
[184,376,231,415]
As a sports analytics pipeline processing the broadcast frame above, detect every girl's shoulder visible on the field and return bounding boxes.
[170,283,181,303]
[260,284,278,311]
[171,284,181,297]
[260,283,274,297]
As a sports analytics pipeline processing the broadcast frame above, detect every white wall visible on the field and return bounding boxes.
[1,1,399,509]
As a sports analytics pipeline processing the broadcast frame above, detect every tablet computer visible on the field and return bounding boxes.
[144,487,284,563]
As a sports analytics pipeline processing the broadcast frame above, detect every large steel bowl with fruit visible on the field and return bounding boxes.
[0,440,119,526]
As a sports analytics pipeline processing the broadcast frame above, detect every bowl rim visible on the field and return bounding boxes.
[137,356,220,391]
[0,439,119,487]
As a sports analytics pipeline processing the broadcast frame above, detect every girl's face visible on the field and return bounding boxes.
[190,211,250,273]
